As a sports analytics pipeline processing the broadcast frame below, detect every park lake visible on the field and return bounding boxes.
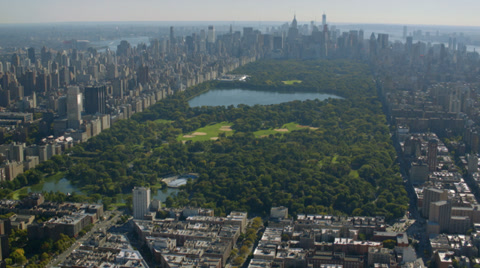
[188,88,342,107]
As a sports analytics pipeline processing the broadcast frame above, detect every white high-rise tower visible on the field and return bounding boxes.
[207,25,216,43]
[67,86,82,129]
[133,187,151,220]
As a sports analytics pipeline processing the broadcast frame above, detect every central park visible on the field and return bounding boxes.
[1,59,408,220]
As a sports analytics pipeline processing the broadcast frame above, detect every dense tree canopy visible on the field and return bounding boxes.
[9,60,408,220]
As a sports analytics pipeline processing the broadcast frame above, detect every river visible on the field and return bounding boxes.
[90,36,150,52]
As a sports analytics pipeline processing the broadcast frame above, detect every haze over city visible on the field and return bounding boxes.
[2,0,480,27]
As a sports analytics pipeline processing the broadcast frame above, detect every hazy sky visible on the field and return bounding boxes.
[2,0,479,26]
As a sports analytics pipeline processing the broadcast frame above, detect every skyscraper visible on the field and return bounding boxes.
[133,187,150,220]
[428,139,438,172]
[322,13,327,26]
[27,47,35,64]
[36,72,49,93]
[11,54,20,68]
[207,25,216,43]
[288,15,299,41]
[41,46,50,67]
[273,35,284,50]
[468,154,478,174]
[406,36,413,54]
[369,33,377,56]
[116,40,131,57]
[137,65,149,86]
[67,86,82,129]
[422,187,448,218]
[323,24,329,57]
[23,70,36,96]
[170,26,175,44]
[243,27,253,37]
[429,200,451,233]
[84,85,106,115]
[291,15,298,29]
[377,33,389,50]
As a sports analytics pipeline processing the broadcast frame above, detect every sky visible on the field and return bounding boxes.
[1,0,479,27]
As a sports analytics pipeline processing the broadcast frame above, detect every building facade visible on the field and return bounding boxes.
[133,187,151,220]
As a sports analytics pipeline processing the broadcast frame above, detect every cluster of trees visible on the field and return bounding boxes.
[63,59,407,219]
[156,100,407,219]
[231,217,263,266]
[4,226,75,268]
[1,59,407,221]
[0,169,42,197]
[65,119,181,195]
[0,154,73,200]
[25,233,75,268]
[228,59,373,96]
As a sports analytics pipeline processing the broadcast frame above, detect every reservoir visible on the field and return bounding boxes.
[188,88,342,107]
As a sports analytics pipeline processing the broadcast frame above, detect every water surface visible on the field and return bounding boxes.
[90,36,150,52]
[189,88,341,107]
[27,177,81,195]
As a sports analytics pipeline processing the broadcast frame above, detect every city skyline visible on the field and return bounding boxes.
[2,0,480,27]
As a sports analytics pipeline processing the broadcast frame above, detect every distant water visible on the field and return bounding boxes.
[90,36,150,52]
[152,188,179,202]
[188,88,342,107]
[335,24,480,52]
[27,177,81,195]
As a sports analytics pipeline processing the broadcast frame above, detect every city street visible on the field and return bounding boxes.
[47,210,123,268]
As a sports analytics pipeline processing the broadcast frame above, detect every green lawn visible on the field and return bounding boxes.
[103,194,129,210]
[349,170,359,178]
[154,119,174,124]
[282,80,303,85]
[9,188,28,200]
[253,122,311,137]
[108,203,127,210]
[45,171,65,181]
[178,122,234,142]
[283,122,307,131]
[180,122,317,140]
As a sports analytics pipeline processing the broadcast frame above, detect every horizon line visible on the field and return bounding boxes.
[1,20,480,29]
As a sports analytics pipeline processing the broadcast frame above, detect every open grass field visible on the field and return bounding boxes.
[178,122,234,142]
[253,122,316,137]
[349,170,359,178]
[317,154,342,169]
[179,122,319,141]
[154,119,174,124]
[282,80,302,85]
